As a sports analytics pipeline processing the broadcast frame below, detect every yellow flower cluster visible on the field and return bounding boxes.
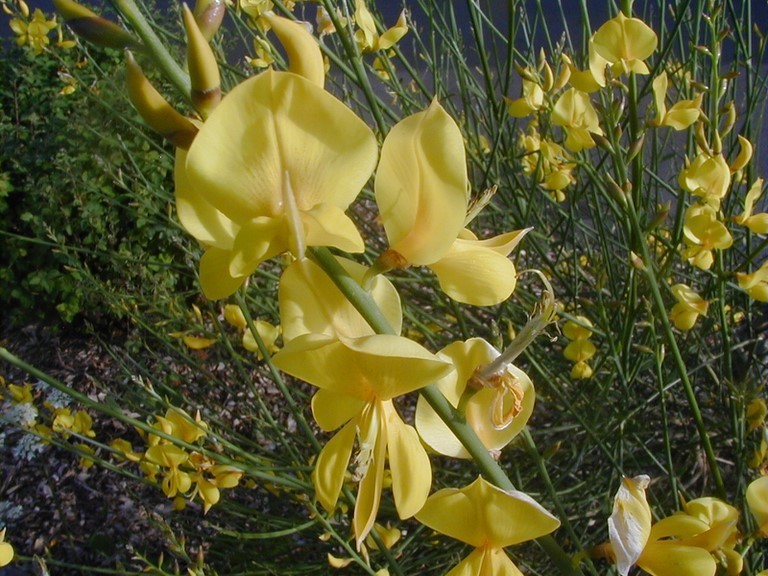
[111,407,242,513]
[114,8,558,564]
[5,0,75,55]
[562,316,596,379]
[1,376,97,468]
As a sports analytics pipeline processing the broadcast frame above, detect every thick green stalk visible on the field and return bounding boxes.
[111,0,192,100]
[307,247,583,576]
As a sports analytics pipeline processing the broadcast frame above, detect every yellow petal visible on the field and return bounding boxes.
[185,68,376,243]
[376,99,468,265]
[463,364,535,450]
[445,547,524,576]
[261,12,325,88]
[279,257,402,342]
[416,476,560,548]
[312,419,357,511]
[385,404,431,518]
[639,542,716,576]
[592,12,657,70]
[652,72,668,122]
[354,412,387,547]
[608,475,652,576]
[311,389,366,432]
[429,238,517,305]
[175,149,238,249]
[230,216,288,277]
[0,540,13,567]
[679,153,731,199]
[746,476,768,536]
[199,247,248,300]
[730,135,753,173]
[415,338,498,458]
[182,335,217,349]
[378,10,408,50]
[272,333,452,402]
[301,203,364,254]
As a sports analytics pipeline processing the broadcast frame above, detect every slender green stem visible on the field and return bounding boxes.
[622,195,726,499]
[111,0,191,100]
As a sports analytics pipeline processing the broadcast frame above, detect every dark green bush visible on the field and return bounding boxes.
[0,41,197,326]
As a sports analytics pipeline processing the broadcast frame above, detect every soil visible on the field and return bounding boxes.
[0,323,178,575]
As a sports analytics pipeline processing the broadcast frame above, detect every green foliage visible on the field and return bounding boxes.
[0,42,194,325]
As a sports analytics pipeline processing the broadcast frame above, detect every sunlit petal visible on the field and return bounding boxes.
[311,389,366,432]
[609,475,652,576]
[313,419,357,512]
[385,404,431,518]
[376,99,468,265]
[279,257,402,342]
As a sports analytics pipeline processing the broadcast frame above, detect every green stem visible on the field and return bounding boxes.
[111,0,192,100]
[307,247,582,576]
[622,195,726,499]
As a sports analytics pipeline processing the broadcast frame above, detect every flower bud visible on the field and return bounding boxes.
[182,3,221,118]
[126,51,198,149]
[193,0,225,42]
[54,0,141,50]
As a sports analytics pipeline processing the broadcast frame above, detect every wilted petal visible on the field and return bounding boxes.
[376,99,468,265]
[385,404,431,518]
[279,257,402,342]
[313,419,357,511]
[608,475,652,576]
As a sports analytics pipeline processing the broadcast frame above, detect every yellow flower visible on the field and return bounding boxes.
[279,257,402,343]
[746,476,768,537]
[154,408,208,444]
[415,476,560,576]
[145,444,193,498]
[651,72,701,130]
[736,260,768,302]
[551,88,604,152]
[223,303,247,330]
[189,453,243,513]
[679,153,731,200]
[354,0,407,53]
[375,100,527,305]
[272,333,452,547]
[519,126,576,199]
[505,79,544,118]
[669,283,709,331]
[609,476,743,576]
[734,178,768,234]
[561,41,608,93]
[8,383,33,404]
[10,8,58,54]
[0,528,13,567]
[592,12,658,76]
[242,320,281,358]
[415,338,535,459]
[683,204,733,270]
[176,20,377,299]
[746,398,767,432]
